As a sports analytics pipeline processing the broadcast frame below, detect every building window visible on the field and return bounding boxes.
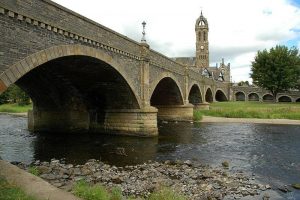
[203,32,206,41]
[198,32,201,41]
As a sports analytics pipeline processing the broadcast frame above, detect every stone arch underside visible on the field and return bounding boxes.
[150,77,192,121]
[205,88,213,103]
[215,90,228,102]
[150,77,183,106]
[262,94,274,102]
[248,93,259,101]
[188,84,203,105]
[0,45,160,136]
[296,98,300,102]
[278,96,292,102]
[15,55,140,132]
[235,92,245,101]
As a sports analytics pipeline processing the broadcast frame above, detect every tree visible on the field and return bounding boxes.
[250,45,300,101]
[0,84,30,105]
[237,81,250,86]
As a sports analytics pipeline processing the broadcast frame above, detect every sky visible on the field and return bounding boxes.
[52,0,300,83]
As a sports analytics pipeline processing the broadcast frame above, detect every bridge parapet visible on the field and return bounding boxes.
[149,50,185,75]
[0,0,142,57]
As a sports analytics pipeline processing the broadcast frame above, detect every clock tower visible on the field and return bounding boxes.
[195,11,209,70]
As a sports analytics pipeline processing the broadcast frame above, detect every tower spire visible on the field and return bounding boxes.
[195,11,209,70]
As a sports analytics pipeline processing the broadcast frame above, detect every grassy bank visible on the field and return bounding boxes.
[73,180,186,200]
[195,102,300,120]
[0,176,36,200]
[0,103,32,113]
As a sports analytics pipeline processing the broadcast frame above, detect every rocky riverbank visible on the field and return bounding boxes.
[15,159,274,200]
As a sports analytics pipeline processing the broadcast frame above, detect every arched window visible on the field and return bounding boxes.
[203,32,206,41]
[198,32,201,41]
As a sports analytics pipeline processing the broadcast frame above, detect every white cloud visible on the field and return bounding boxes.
[52,0,300,82]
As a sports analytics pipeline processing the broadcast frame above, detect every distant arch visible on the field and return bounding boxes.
[188,84,203,105]
[262,94,274,102]
[215,89,228,101]
[235,91,245,101]
[278,96,292,102]
[248,93,259,101]
[205,88,213,103]
[296,98,300,102]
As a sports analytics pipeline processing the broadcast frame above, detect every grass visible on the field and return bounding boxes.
[28,166,40,176]
[72,180,187,200]
[193,110,203,121]
[73,180,124,200]
[148,187,186,200]
[195,101,300,120]
[0,103,32,113]
[0,176,36,200]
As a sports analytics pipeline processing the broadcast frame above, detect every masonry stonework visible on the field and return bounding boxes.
[1,0,298,136]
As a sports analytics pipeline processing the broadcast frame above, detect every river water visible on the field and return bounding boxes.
[0,114,300,199]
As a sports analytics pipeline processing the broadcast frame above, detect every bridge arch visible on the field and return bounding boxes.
[150,77,184,106]
[278,95,292,102]
[248,93,259,101]
[205,87,213,103]
[0,45,141,107]
[296,98,300,102]
[188,84,203,105]
[262,94,274,102]
[215,89,228,102]
[150,73,184,105]
[235,91,246,101]
[0,45,148,134]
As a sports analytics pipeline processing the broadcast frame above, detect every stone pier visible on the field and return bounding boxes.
[155,104,194,121]
[28,107,158,136]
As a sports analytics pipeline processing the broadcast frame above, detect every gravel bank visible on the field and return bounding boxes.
[14,159,278,200]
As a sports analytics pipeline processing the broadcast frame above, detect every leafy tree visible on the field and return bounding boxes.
[237,81,250,86]
[0,84,30,105]
[250,45,300,100]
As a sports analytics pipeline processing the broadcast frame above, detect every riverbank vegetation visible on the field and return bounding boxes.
[0,84,30,106]
[0,176,36,200]
[0,103,32,113]
[195,101,300,120]
[73,180,186,200]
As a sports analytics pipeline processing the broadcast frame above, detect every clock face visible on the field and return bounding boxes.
[200,46,204,50]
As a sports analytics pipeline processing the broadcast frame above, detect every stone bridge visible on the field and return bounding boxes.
[232,86,300,102]
[0,0,230,136]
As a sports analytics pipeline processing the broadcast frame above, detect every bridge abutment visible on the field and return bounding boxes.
[28,109,90,133]
[90,107,158,137]
[155,104,194,121]
[28,107,158,136]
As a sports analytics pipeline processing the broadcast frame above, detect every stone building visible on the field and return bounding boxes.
[173,11,231,83]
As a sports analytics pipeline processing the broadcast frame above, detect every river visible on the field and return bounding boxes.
[0,114,299,199]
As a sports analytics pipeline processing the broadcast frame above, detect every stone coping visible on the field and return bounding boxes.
[0,160,81,200]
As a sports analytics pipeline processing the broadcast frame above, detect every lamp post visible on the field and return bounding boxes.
[141,21,146,43]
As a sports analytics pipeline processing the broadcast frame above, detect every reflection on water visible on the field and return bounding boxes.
[0,114,300,199]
